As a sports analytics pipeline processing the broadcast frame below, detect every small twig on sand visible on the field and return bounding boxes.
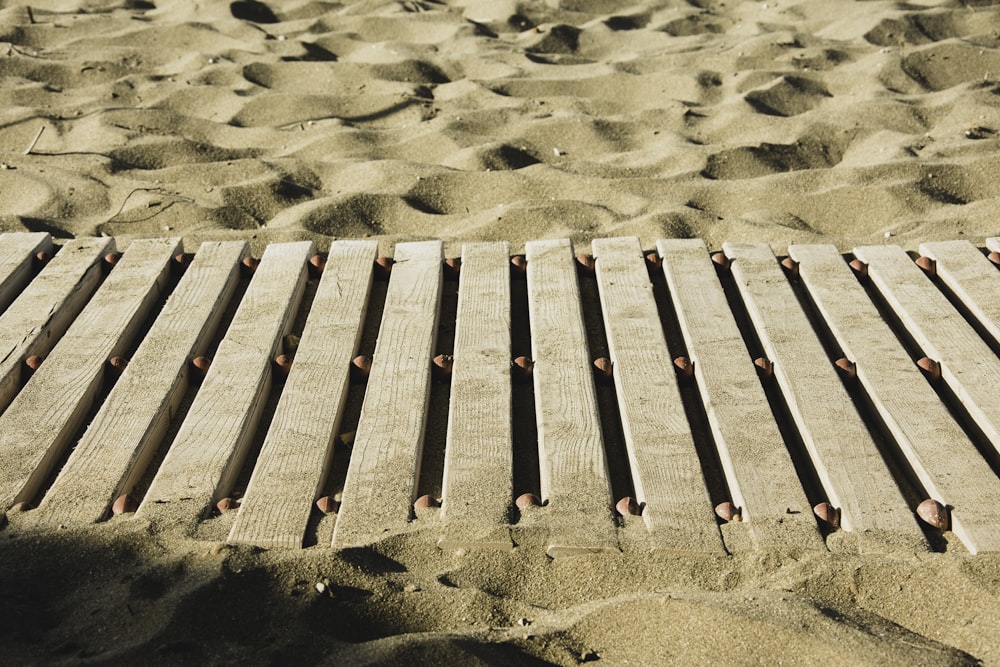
[106,187,194,224]
[24,125,44,155]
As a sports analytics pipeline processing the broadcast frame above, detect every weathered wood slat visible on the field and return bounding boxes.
[0,232,52,314]
[593,237,723,554]
[657,239,823,552]
[225,241,376,548]
[853,245,1000,459]
[137,242,313,524]
[724,243,924,552]
[521,238,617,556]
[0,237,114,415]
[32,241,249,525]
[438,242,514,551]
[0,233,994,556]
[918,240,1000,353]
[791,243,1000,554]
[0,238,180,513]
[331,241,443,549]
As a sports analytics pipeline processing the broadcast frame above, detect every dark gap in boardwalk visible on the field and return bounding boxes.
[847,253,1000,477]
[836,380,948,551]
[131,257,255,510]
[28,372,119,510]
[647,254,730,511]
[115,254,189,376]
[509,259,540,509]
[576,257,634,508]
[783,255,937,541]
[223,387,284,522]
[869,255,1000,476]
[13,247,113,399]
[291,262,345,547]
[28,254,186,512]
[0,238,55,320]
[850,255,925,362]
[195,261,323,544]
[313,268,389,540]
[191,258,316,527]
[414,267,458,503]
[927,372,1000,479]
[913,249,1000,358]
[712,259,827,510]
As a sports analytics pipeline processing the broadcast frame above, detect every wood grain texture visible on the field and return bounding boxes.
[792,243,1000,554]
[854,244,1000,458]
[919,240,1000,352]
[594,237,723,554]
[0,232,52,314]
[0,238,180,513]
[523,238,617,556]
[33,241,249,525]
[137,242,315,523]
[332,241,443,550]
[0,236,114,415]
[225,241,376,548]
[724,243,922,549]
[438,242,514,551]
[657,239,823,552]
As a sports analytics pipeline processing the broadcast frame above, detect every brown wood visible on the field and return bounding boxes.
[332,241,443,550]
[596,237,724,554]
[226,241,376,548]
[0,238,181,512]
[0,232,53,314]
[34,241,250,525]
[658,238,824,552]
[438,241,515,551]
[0,237,115,414]
[138,242,314,526]
[724,242,925,553]
[521,238,617,556]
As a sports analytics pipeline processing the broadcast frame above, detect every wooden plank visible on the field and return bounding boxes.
[0,238,180,513]
[137,241,314,523]
[0,232,52,314]
[918,240,1000,352]
[791,243,1000,554]
[438,241,514,551]
[331,241,443,550]
[853,244,1000,459]
[723,243,925,551]
[592,237,723,554]
[520,238,617,556]
[657,239,824,552]
[0,236,114,415]
[225,241,376,548]
[31,241,250,525]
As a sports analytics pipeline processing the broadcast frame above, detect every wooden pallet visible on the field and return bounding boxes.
[2,231,999,555]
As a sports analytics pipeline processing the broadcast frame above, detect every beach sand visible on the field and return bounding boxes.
[1,0,999,664]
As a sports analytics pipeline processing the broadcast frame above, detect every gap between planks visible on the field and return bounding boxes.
[0,238,181,514]
[138,242,314,529]
[226,241,376,549]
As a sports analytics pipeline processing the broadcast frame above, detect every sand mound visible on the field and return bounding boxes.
[0,0,996,253]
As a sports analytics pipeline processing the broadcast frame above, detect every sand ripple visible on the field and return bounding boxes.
[0,0,997,252]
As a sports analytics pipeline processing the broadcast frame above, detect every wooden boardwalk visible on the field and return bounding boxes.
[2,231,1000,555]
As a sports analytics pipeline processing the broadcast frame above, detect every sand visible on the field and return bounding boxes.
[1,0,999,664]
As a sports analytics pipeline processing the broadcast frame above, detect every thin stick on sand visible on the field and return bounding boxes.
[24,125,44,155]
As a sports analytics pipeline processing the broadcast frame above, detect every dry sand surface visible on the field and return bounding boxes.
[2,0,1000,664]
